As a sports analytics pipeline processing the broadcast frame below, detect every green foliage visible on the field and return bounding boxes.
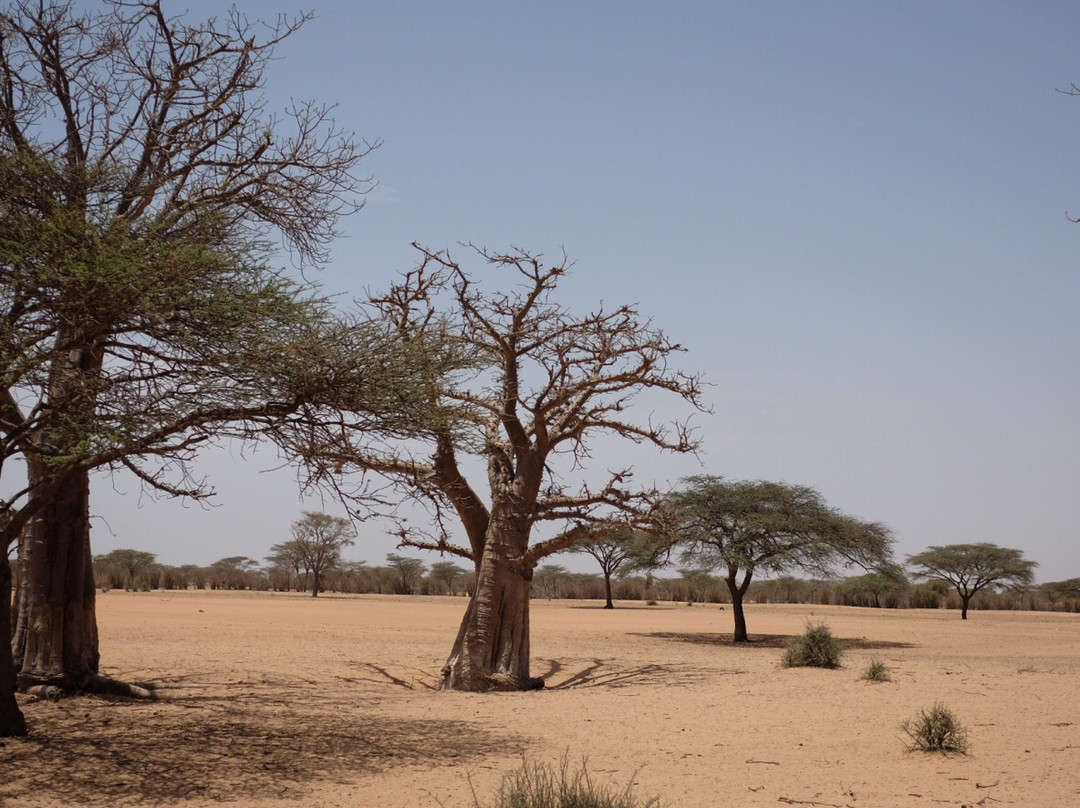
[782,621,843,668]
[861,658,892,682]
[906,543,1036,618]
[476,756,659,808]
[901,703,969,754]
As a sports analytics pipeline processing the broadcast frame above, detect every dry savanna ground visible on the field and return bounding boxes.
[2,592,1078,808]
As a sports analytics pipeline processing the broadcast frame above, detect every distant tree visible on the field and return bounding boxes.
[1040,578,1080,608]
[385,554,427,595]
[666,476,893,642]
[572,529,661,609]
[906,544,1036,620]
[94,549,158,591]
[270,513,356,598]
[532,564,570,599]
[290,245,704,690]
[676,567,718,603]
[839,563,909,608]
[428,560,467,595]
[208,557,262,590]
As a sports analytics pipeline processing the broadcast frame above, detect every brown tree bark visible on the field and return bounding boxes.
[727,569,753,643]
[438,550,534,691]
[438,500,543,692]
[0,550,28,737]
[14,462,100,692]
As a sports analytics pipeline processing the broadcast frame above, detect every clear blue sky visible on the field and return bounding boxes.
[91,1,1080,582]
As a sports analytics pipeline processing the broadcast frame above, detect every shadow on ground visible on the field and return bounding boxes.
[1,677,520,806]
[635,632,916,650]
[534,657,741,689]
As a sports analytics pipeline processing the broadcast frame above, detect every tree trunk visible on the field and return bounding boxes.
[727,569,752,643]
[14,464,101,692]
[311,570,321,598]
[961,595,970,620]
[0,549,28,737]
[603,571,614,609]
[439,538,537,692]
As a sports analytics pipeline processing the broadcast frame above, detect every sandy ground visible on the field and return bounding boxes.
[1,592,1078,808]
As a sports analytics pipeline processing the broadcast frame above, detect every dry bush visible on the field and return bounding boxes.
[781,621,843,668]
[901,703,969,754]
[861,658,892,682]
[477,755,660,808]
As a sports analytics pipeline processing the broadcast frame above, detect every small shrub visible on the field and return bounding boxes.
[861,658,891,682]
[901,703,969,754]
[782,621,843,668]
[477,755,659,808]
[645,599,658,606]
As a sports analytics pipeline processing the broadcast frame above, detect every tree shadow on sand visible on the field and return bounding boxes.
[2,678,521,806]
[635,632,915,650]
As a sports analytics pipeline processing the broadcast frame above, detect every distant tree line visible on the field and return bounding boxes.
[77,548,470,597]
[66,547,1079,614]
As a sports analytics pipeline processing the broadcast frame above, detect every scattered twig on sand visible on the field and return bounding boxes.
[745,759,781,765]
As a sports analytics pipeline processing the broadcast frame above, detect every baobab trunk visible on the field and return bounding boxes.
[439,528,536,691]
[14,465,101,692]
[0,550,28,737]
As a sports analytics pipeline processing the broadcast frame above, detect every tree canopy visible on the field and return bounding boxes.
[0,0,439,731]
[906,543,1036,619]
[290,243,706,690]
[666,475,893,641]
[269,513,356,598]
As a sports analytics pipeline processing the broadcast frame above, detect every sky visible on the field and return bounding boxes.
[82,1,1079,582]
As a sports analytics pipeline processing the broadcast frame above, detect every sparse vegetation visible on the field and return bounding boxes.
[476,756,659,808]
[782,621,844,668]
[901,703,969,754]
[861,658,892,682]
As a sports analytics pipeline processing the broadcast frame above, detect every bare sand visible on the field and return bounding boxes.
[2,591,1078,807]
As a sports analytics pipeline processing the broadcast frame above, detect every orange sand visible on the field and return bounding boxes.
[2,591,1078,807]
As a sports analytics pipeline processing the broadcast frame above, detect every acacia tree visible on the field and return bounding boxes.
[428,560,467,595]
[906,543,1036,619]
[572,529,659,609]
[0,0,433,728]
[666,476,892,642]
[269,512,356,597]
[294,244,705,691]
[94,549,158,591]
[385,553,427,595]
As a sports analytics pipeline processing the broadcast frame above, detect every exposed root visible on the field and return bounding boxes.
[17,673,156,700]
[83,675,156,699]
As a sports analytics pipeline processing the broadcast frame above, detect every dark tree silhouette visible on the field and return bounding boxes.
[906,543,1036,619]
[572,529,659,609]
[667,476,892,642]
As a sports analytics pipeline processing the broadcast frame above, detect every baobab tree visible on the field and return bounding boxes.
[0,0,441,730]
[295,244,706,691]
[666,476,893,642]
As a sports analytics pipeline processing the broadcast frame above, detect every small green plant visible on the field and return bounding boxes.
[901,703,969,754]
[861,658,892,682]
[476,755,659,808]
[781,621,843,668]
